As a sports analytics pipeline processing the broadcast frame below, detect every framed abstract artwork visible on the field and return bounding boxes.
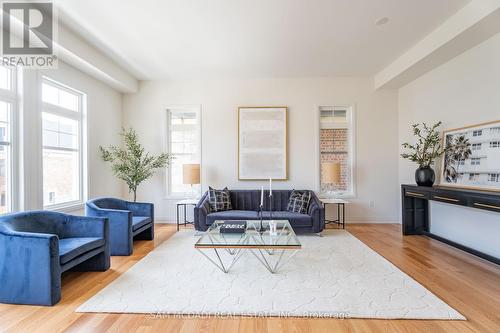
[238,107,288,180]
[439,120,500,191]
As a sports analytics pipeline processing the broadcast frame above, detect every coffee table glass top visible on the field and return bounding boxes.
[195,220,301,249]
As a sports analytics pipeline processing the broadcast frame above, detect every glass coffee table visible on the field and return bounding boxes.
[195,220,301,273]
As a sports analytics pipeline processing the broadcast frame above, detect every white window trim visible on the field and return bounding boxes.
[41,77,87,211]
[0,66,18,213]
[164,105,202,199]
[315,104,356,198]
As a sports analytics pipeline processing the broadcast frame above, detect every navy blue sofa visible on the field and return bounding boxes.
[194,190,325,233]
[85,198,154,256]
[0,211,110,306]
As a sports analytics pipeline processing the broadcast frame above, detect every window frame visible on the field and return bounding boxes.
[41,77,87,210]
[316,104,356,198]
[0,66,18,214]
[164,105,202,198]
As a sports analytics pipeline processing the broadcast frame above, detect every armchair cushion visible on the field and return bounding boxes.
[59,237,105,265]
[132,216,152,231]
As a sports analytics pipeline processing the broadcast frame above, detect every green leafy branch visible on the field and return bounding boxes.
[100,128,173,201]
[400,122,445,168]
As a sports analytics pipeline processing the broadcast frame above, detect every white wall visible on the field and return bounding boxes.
[123,77,399,222]
[399,33,500,183]
[398,32,500,254]
[19,61,123,212]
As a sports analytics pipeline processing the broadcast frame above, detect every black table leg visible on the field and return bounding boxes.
[342,203,345,229]
[184,204,187,227]
[176,204,180,231]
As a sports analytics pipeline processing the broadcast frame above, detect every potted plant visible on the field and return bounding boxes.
[401,122,444,187]
[100,128,173,201]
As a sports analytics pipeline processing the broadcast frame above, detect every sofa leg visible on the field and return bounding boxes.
[135,224,154,241]
[72,251,110,272]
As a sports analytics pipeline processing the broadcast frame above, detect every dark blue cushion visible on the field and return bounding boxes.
[132,216,151,231]
[206,210,259,225]
[262,211,312,227]
[58,237,105,264]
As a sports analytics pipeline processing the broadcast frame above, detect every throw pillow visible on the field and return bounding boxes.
[208,187,233,212]
[287,190,312,214]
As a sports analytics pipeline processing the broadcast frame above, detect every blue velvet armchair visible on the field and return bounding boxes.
[85,198,154,256]
[0,211,110,306]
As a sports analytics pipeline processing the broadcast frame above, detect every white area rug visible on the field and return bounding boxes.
[77,230,465,320]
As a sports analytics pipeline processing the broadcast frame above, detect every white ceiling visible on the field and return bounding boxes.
[56,0,470,80]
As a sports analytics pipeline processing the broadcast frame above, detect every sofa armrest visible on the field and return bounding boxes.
[86,203,131,224]
[62,215,109,239]
[308,192,325,232]
[0,230,61,305]
[194,192,210,231]
[126,201,154,220]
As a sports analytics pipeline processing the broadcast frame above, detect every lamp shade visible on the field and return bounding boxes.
[321,162,340,185]
[183,164,200,185]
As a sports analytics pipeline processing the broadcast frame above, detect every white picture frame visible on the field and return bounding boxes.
[238,107,288,180]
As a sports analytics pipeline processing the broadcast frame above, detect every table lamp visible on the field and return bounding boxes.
[321,162,342,198]
[183,163,200,198]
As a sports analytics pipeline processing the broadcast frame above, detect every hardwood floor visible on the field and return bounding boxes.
[1,223,499,333]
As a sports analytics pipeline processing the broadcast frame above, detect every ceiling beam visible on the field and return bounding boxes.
[2,8,138,93]
[374,0,500,90]
[55,22,138,93]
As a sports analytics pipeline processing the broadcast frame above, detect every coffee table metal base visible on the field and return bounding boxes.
[196,247,299,274]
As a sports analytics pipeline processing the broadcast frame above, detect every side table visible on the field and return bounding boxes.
[176,199,199,231]
[319,198,349,229]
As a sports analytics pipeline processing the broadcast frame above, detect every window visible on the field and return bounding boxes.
[458,159,465,165]
[471,143,481,150]
[42,78,85,208]
[470,158,481,166]
[490,141,500,148]
[166,106,201,196]
[469,173,479,181]
[490,127,500,134]
[473,130,483,137]
[488,174,500,182]
[0,66,16,214]
[318,105,355,197]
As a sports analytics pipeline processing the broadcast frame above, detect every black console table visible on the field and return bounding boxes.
[401,184,500,265]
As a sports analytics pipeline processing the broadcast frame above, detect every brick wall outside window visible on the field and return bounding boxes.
[320,128,349,192]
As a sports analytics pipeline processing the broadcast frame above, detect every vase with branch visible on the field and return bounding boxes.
[401,122,445,186]
[100,128,173,201]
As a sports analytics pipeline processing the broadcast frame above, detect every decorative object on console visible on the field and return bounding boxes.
[287,190,312,214]
[100,128,173,201]
[207,187,232,212]
[183,163,201,198]
[401,122,445,187]
[439,120,500,191]
[321,162,341,197]
[238,107,288,180]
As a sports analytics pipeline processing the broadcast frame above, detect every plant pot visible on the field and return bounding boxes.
[415,166,435,187]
